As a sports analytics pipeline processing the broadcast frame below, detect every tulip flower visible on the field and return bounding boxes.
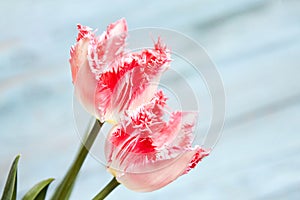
[105,91,209,192]
[70,18,171,122]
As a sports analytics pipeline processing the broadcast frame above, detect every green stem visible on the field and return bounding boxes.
[51,119,103,200]
[92,177,120,200]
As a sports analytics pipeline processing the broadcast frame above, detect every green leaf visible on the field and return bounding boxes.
[1,155,20,200]
[22,178,54,200]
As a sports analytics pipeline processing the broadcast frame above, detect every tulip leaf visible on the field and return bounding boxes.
[22,178,54,200]
[1,155,20,200]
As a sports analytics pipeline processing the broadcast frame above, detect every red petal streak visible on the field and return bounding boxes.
[76,24,93,42]
[185,148,209,173]
[109,127,156,162]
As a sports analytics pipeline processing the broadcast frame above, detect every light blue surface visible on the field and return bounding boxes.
[1,0,300,199]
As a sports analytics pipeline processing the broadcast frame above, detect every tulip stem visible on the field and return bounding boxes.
[51,119,103,200]
[92,177,120,200]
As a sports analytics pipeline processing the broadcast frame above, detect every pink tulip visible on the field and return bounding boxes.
[70,19,170,122]
[105,91,209,192]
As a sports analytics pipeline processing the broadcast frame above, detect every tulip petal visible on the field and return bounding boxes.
[74,60,98,116]
[153,111,196,150]
[96,40,170,122]
[88,18,128,76]
[113,148,208,192]
[70,24,94,83]
[70,19,128,119]
[70,25,98,116]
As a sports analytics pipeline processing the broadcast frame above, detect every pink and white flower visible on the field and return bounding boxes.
[70,18,170,122]
[105,91,209,192]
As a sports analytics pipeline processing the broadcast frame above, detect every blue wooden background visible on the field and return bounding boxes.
[1,0,300,199]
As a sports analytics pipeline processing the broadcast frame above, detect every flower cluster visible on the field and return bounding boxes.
[0,18,211,200]
[70,18,209,192]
